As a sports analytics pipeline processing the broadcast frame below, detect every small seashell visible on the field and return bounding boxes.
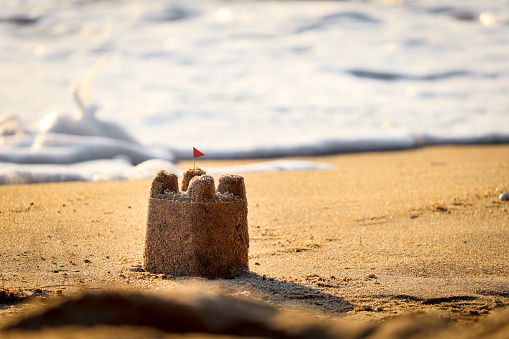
[499,192,509,201]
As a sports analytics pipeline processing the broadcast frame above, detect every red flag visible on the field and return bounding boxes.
[193,147,204,159]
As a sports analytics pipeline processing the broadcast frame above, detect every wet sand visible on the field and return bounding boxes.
[0,145,508,337]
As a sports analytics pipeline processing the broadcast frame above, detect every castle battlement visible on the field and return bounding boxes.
[143,168,249,278]
[150,169,246,203]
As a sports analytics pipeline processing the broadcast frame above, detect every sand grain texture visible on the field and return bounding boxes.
[0,145,508,336]
[144,172,249,278]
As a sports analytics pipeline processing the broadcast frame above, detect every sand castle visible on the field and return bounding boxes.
[143,168,249,278]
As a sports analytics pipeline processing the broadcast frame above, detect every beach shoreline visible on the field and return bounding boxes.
[1,145,508,335]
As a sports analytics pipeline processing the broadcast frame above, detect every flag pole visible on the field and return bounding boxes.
[192,147,204,170]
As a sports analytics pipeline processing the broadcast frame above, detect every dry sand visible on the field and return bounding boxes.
[0,145,508,337]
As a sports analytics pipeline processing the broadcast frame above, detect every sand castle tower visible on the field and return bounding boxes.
[143,168,249,278]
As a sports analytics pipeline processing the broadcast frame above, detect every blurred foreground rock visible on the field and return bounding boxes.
[2,291,509,339]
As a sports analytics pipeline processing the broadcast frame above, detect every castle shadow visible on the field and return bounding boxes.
[234,272,355,314]
[126,266,355,315]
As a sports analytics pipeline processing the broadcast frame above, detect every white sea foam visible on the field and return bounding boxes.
[0,133,173,165]
[0,158,333,185]
[0,0,508,184]
[204,160,335,175]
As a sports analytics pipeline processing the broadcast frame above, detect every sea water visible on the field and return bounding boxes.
[1,0,508,184]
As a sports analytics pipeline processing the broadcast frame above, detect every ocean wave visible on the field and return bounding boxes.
[0,133,174,165]
[345,69,478,81]
[0,13,41,26]
[0,158,176,185]
[2,130,508,185]
[296,11,380,33]
[170,131,509,161]
[142,4,199,22]
[1,0,508,185]
[0,158,334,185]
[421,5,478,21]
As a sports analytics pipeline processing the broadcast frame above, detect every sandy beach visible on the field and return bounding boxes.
[1,145,508,337]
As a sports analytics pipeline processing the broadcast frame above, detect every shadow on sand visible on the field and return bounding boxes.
[125,268,355,314]
[231,272,355,314]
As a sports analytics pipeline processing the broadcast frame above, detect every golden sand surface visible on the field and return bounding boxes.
[0,145,508,337]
